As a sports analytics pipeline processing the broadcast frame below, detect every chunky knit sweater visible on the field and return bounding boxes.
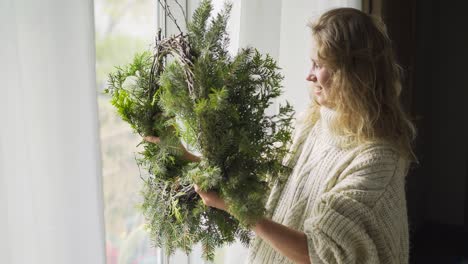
[246,106,410,264]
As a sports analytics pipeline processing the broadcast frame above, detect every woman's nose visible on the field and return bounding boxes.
[306,70,317,82]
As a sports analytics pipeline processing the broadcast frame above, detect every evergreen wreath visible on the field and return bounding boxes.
[104,0,295,260]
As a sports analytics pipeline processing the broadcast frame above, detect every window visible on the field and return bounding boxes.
[95,0,248,263]
[94,0,162,263]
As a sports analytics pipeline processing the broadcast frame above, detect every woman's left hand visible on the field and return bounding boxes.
[194,184,228,212]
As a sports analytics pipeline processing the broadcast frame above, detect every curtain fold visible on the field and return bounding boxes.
[0,0,106,263]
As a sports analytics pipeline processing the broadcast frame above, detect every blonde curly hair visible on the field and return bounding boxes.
[303,7,416,161]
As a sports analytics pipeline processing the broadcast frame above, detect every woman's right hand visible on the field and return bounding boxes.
[143,136,201,162]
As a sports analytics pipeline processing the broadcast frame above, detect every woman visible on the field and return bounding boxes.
[147,7,416,264]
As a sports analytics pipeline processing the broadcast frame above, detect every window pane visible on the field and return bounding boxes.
[94,0,160,263]
[95,1,249,263]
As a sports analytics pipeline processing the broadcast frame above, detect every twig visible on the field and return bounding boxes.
[135,153,146,182]
[173,0,187,23]
[157,0,183,35]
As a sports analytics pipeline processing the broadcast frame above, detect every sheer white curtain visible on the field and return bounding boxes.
[0,0,106,264]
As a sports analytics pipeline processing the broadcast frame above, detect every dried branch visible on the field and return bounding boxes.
[150,32,195,98]
[157,0,183,35]
[173,0,187,23]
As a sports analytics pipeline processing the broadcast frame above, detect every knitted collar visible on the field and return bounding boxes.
[319,106,350,147]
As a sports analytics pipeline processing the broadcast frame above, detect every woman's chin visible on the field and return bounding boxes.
[315,97,331,107]
[315,96,324,105]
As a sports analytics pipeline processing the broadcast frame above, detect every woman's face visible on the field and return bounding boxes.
[306,39,332,107]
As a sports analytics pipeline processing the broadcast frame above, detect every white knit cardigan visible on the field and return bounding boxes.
[246,106,410,264]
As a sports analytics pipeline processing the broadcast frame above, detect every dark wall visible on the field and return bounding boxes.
[409,0,468,229]
[379,0,468,262]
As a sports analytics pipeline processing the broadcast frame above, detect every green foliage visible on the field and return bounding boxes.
[105,0,294,261]
[106,51,159,136]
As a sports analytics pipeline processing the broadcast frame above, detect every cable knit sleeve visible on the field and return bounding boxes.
[265,113,319,217]
[303,146,405,264]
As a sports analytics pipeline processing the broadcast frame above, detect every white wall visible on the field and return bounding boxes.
[237,0,283,60]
